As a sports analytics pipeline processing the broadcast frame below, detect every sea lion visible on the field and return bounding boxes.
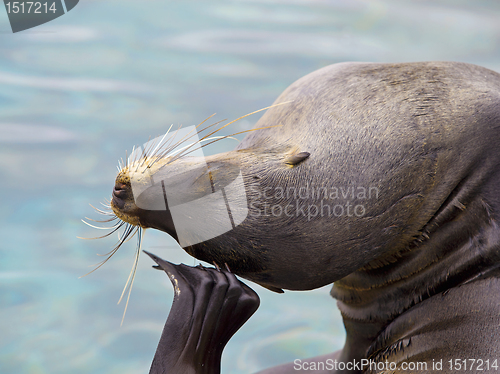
[108,61,500,373]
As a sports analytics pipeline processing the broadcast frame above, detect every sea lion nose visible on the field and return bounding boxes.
[113,182,129,199]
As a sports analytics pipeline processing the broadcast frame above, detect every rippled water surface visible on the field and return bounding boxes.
[1,1,500,373]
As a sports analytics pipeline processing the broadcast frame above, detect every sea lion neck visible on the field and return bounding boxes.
[331,176,500,327]
[328,186,500,366]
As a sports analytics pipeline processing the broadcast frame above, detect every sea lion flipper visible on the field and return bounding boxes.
[144,251,260,374]
[193,268,260,352]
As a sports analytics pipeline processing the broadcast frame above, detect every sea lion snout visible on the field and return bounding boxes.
[110,176,143,227]
[112,182,129,205]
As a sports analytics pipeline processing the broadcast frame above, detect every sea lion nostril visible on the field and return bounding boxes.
[114,183,127,191]
[113,183,129,199]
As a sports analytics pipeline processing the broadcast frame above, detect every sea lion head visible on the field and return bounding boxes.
[109,62,500,294]
[109,137,294,292]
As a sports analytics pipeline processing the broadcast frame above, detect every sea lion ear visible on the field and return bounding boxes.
[285,151,310,166]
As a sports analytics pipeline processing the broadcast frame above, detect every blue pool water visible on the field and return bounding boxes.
[1,1,500,373]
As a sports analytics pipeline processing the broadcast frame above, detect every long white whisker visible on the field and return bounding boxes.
[81,219,122,230]
[149,125,173,159]
[127,145,135,166]
[165,135,238,160]
[145,119,228,170]
[119,228,144,326]
[85,216,118,223]
[135,135,151,172]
